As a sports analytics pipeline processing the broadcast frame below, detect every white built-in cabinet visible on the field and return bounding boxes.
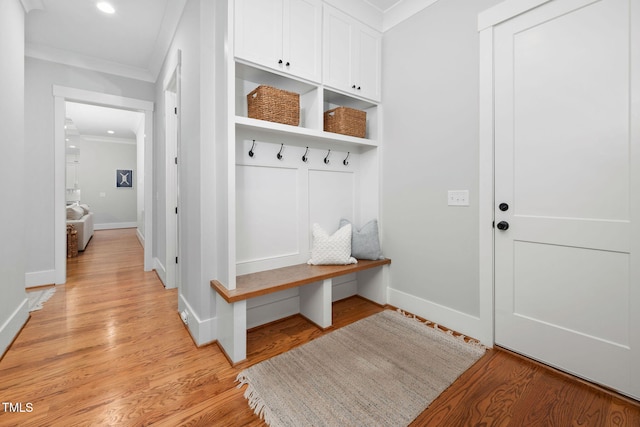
[216,0,385,363]
[231,0,383,283]
[323,5,381,102]
[235,0,322,83]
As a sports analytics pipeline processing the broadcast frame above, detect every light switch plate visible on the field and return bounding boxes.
[448,190,469,206]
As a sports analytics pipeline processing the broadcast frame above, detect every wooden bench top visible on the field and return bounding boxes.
[211,258,391,303]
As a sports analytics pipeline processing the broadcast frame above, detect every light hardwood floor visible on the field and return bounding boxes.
[1,229,638,426]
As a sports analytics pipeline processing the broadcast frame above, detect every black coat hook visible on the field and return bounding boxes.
[302,147,309,163]
[248,140,256,157]
[277,143,284,160]
[343,152,350,166]
[324,149,331,164]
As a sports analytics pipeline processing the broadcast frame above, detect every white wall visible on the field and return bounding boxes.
[155,0,219,344]
[136,119,146,239]
[24,58,155,282]
[0,0,28,357]
[76,138,137,227]
[382,0,502,341]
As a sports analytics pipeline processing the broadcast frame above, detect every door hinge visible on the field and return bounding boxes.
[492,221,495,228]
[175,206,178,214]
[175,257,178,264]
[174,107,178,115]
[174,157,178,165]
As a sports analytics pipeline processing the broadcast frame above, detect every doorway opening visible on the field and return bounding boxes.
[53,86,154,283]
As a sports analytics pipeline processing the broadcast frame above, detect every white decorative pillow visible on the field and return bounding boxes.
[307,223,358,265]
[79,204,90,215]
[66,205,84,220]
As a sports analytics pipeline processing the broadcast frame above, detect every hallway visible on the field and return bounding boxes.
[0,229,259,426]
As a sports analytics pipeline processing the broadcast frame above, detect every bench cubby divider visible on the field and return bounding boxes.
[211,258,391,364]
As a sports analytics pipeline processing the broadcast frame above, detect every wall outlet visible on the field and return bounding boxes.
[180,310,189,325]
[448,190,469,206]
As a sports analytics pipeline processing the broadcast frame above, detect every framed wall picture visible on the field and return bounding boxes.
[116,169,133,188]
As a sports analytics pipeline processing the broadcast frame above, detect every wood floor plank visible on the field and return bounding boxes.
[0,228,638,426]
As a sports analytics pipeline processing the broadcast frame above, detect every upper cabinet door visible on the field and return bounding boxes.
[235,0,321,83]
[235,0,284,71]
[353,24,381,102]
[323,6,352,93]
[284,0,322,82]
[323,5,381,102]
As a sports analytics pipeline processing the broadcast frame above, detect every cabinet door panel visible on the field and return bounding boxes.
[285,0,321,82]
[355,25,381,101]
[323,7,352,92]
[235,0,283,69]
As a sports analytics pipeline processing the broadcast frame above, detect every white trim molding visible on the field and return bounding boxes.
[94,222,138,231]
[52,85,155,283]
[20,0,44,13]
[388,287,491,345]
[179,294,217,347]
[382,0,441,32]
[0,298,29,359]
[25,270,56,288]
[478,0,552,31]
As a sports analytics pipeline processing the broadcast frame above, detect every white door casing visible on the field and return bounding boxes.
[53,86,154,283]
[163,50,181,290]
[482,0,639,399]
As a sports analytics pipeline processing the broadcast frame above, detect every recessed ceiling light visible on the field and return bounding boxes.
[97,2,115,14]
[107,130,115,134]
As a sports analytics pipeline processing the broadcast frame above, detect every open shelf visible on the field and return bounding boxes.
[235,116,378,152]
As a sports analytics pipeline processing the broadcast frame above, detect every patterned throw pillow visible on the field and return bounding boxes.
[307,223,358,265]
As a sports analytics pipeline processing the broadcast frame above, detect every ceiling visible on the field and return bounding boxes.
[25,0,414,84]
[65,102,144,146]
[25,0,187,82]
[25,0,418,143]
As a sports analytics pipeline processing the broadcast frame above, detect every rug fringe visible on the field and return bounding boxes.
[28,287,56,312]
[236,372,277,426]
[396,309,485,349]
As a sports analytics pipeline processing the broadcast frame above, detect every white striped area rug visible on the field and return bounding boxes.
[27,287,56,312]
[237,309,486,427]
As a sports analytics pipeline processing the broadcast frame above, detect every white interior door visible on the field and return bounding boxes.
[494,0,639,399]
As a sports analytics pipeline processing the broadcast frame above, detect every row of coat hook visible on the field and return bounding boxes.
[248,141,350,166]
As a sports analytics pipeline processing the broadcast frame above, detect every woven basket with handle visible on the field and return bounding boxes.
[324,107,366,138]
[247,85,300,126]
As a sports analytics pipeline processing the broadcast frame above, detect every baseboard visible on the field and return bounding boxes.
[94,222,137,230]
[25,270,56,288]
[154,258,166,287]
[179,294,216,346]
[387,287,489,345]
[136,228,145,247]
[0,298,29,359]
[247,295,300,329]
[332,279,357,302]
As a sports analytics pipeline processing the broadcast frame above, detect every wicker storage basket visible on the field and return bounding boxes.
[247,85,300,126]
[67,224,78,258]
[324,107,366,138]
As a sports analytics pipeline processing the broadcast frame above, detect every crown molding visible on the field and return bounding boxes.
[148,0,187,81]
[382,0,441,32]
[82,135,137,145]
[26,43,155,83]
[20,0,44,14]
